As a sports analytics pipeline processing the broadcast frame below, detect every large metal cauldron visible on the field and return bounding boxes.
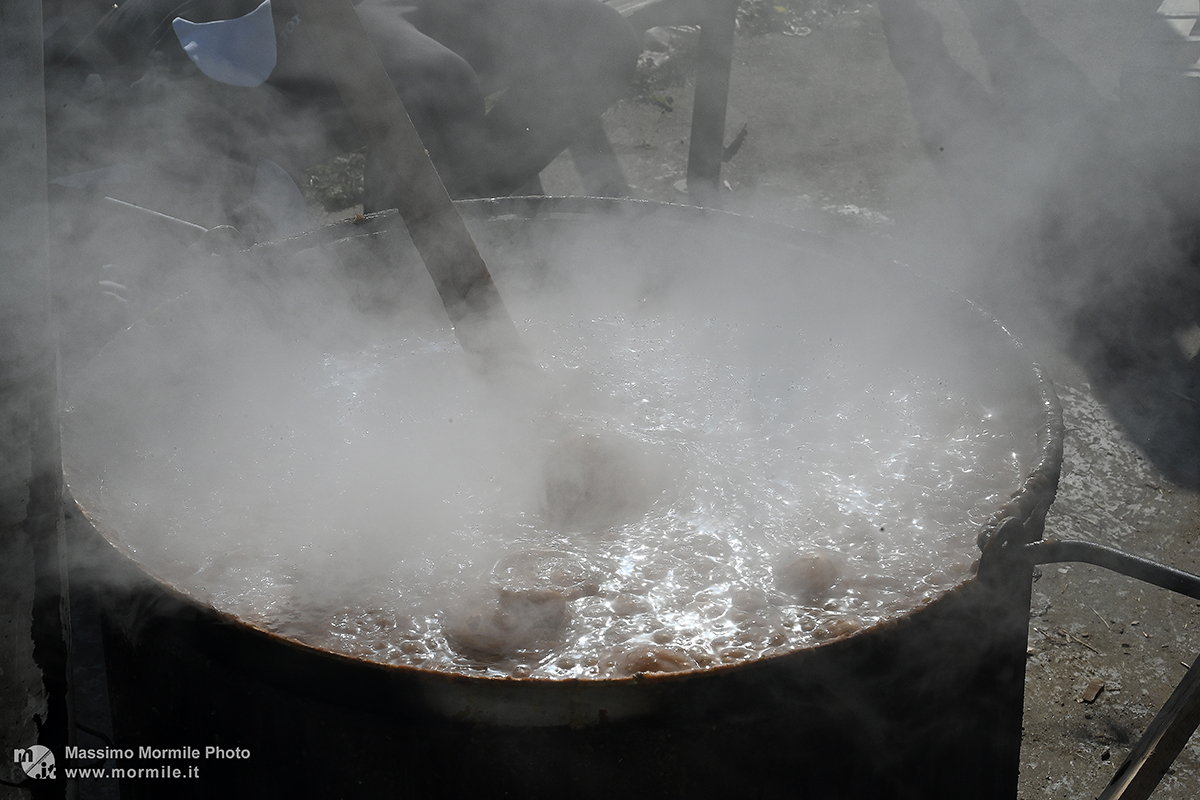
[64,198,1062,800]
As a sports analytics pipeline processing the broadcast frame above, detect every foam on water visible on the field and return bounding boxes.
[81,302,1027,680]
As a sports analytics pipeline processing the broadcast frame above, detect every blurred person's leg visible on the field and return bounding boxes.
[955,0,1101,124]
[274,2,489,205]
[95,0,637,204]
[94,0,488,206]
[877,0,1017,255]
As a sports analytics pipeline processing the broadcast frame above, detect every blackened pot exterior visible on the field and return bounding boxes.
[90,536,1035,799]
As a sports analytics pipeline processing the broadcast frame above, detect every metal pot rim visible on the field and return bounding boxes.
[64,196,1065,709]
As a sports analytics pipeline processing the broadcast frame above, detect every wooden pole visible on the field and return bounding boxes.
[0,0,75,797]
[1098,653,1200,800]
[686,0,739,207]
[290,0,534,376]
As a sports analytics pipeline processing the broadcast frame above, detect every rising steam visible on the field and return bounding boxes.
[32,0,1147,684]
[878,0,1200,485]
[60,206,1047,678]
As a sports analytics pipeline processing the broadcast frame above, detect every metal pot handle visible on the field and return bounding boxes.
[981,520,1200,800]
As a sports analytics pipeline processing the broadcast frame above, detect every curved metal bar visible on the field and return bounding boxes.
[1022,539,1200,601]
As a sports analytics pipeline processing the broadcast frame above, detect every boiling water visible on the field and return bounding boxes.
[76,292,1029,681]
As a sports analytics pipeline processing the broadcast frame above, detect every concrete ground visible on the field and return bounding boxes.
[542,0,1200,796]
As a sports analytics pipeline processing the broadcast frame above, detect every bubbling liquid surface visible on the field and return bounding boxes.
[80,307,1028,680]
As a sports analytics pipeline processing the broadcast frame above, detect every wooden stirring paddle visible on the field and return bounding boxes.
[281,2,662,540]
[290,0,533,375]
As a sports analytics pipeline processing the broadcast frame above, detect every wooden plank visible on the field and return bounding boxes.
[1098,654,1200,800]
[1158,0,1200,17]
[607,0,710,33]
[608,0,666,16]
